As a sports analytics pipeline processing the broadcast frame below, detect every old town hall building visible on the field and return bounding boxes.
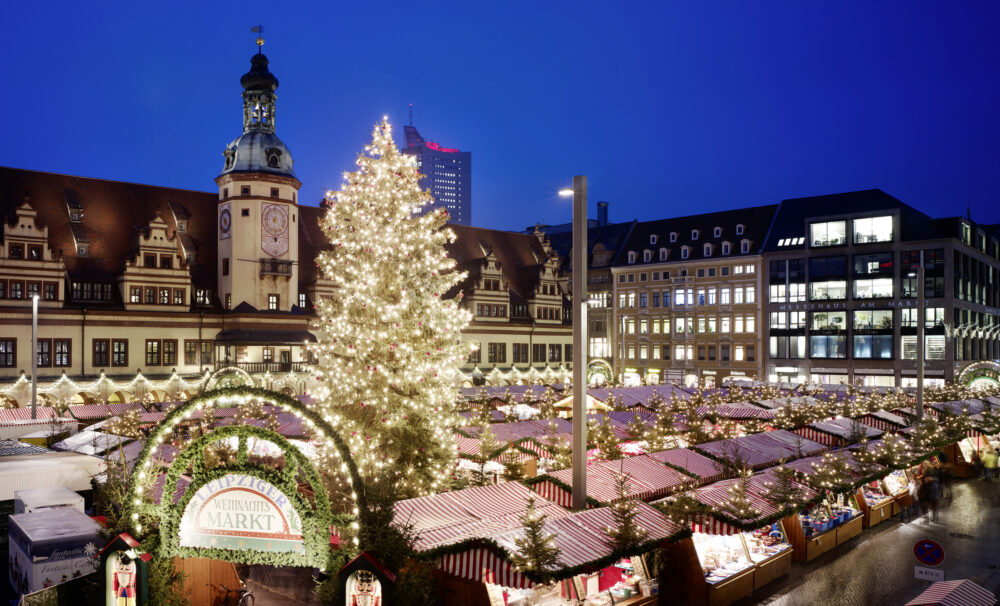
[0,50,573,405]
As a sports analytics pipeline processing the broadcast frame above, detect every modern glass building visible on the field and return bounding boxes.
[402,123,472,226]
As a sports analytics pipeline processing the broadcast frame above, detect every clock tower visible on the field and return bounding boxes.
[215,47,301,312]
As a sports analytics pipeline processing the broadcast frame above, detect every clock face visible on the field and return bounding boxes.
[262,204,289,236]
[219,205,231,239]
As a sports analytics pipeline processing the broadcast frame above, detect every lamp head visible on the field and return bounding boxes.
[558,188,574,198]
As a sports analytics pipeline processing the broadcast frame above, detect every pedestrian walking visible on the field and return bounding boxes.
[972,452,985,480]
[984,449,998,482]
[926,476,942,522]
[903,476,921,522]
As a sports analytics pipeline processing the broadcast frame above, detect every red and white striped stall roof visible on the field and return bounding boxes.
[858,410,909,431]
[793,426,840,447]
[648,449,725,484]
[661,468,818,536]
[0,407,57,421]
[904,579,996,606]
[395,482,569,552]
[696,430,826,470]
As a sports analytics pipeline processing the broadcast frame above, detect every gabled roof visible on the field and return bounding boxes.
[544,220,636,271]
[616,204,778,267]
[446,225,560,300]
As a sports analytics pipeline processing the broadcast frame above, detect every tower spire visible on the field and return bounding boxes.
[409,103,413,126]
[252,24,264,53]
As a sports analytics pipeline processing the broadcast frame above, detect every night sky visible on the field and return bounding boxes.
[3,2,999,231]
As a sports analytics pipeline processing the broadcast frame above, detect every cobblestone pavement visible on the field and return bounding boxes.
[736,479,1000,606]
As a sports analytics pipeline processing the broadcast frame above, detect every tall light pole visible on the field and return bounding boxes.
[31,294,38,420]
[560,176,588,510]
[909,250,925,419]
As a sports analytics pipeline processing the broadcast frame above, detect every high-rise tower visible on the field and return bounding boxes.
[401,119,472,226]
[215,48,301,312]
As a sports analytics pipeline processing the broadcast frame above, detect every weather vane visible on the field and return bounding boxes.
[252,24,264,51]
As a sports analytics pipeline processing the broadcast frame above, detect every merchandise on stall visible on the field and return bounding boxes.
[882,469,909,495]
[692,533,754,585]
[742,523,791,563]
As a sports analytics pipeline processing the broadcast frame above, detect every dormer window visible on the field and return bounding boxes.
[650,234,658,245]
[722,242,731,255]
[741,239,751,254]
[77,244,89,257]
[704,243,713,257]
[643,249,651,262]
[681,246,690,259]
[659,247,668,261]
[70,211,81,223]
[177,221,187,232]
[627,251,637,264]
[669,232,678,243]
[736,224,745,235]
[714,227,722,238]
[691,229,700,240]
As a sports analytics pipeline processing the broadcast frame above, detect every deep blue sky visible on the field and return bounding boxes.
[3,2,999,231]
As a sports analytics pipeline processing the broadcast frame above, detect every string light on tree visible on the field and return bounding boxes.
[307,118,472,499]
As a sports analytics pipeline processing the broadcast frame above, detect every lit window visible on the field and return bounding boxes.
[853,216,893,244]
[809,221,847,247]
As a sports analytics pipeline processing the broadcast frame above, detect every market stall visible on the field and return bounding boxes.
[857,410,910,433]
[856,479,894,528]
[880,468,913,516]
[779,492,863,563]
[527,454,691,507]
[655,468,810,605]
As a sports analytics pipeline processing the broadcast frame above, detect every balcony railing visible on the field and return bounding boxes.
[260,258,293,276]
[215,361,307,373]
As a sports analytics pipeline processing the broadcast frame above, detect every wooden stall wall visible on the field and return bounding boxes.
[174,557,242,606]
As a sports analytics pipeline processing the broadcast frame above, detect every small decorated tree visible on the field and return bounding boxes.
[510,497,562,585]
[807,452,855,495]
[762,462,807,511]
[625,413,649,443]
[875,433,913,469]
[545,421,573,471]
[591,416,624,460]
[654,480,711,527]
[716,468,761,522]
[501,444,527,482]
[472,423,503,486]
[603,468,649,554]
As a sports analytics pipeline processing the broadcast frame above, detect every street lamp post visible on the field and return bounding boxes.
[560,176,588,510]
[31,295,38,420]
[909,251,925,419]
[916,249,924,419]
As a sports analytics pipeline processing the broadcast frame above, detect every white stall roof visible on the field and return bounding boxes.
[0,451,105,500]
[14,487,84,513]
[9,507,100,548]
[51,430,131,456]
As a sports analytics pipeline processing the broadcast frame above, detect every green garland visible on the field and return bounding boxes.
[124,387,365,569]
[661,461,701,481]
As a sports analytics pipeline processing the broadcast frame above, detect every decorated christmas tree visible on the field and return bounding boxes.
[603,467,649,554]
[309,118,472,498]
[510,497,563,585]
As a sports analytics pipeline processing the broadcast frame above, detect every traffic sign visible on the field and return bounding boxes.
[914,539,945,566]
[914,566,945,582]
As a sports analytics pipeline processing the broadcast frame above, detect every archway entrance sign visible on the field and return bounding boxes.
[958,361,1000,390]
[125,387,365,569]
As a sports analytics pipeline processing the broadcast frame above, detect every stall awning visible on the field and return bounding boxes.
[904,579,996,606]
[214,329,317,345]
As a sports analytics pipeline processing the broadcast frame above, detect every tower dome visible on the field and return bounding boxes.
[219,51,297,181]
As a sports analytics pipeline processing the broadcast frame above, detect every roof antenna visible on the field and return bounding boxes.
[409,103,413,126]
[252,24,264,53]
[967,201,971,220]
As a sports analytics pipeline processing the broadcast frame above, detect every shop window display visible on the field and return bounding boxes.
[743,523,792,563]
[692,533,753,585]
[798,494,860,538]
[882,470,909,496]
[859,481,892,507]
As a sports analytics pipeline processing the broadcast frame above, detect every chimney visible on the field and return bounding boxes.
[597,201,609,227]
